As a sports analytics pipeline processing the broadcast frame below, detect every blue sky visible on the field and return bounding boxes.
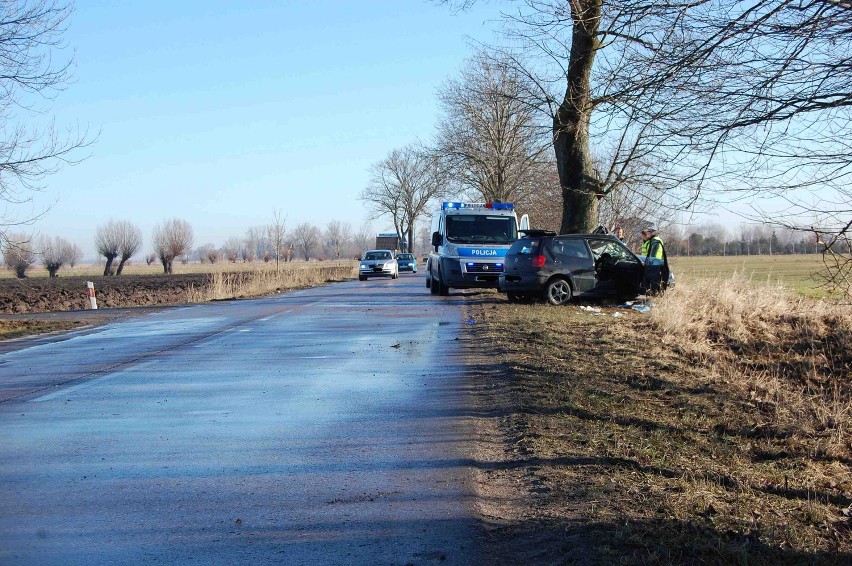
[27,1,500,256]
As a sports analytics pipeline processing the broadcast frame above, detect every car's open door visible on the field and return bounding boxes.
[519,214,530,232]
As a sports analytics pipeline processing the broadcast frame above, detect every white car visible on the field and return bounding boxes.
[359,249,399,280]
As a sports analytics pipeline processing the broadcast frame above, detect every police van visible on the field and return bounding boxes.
[426,202,529,295]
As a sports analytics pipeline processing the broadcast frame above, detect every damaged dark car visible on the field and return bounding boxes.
[498,231,673,305]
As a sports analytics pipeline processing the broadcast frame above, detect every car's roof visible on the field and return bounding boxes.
[520,232,621,241]
[364,249,393,253]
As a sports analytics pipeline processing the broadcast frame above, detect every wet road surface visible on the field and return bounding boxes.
[0,273,483,564]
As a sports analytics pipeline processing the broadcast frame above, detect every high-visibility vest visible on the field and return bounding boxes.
[641,235,665,259]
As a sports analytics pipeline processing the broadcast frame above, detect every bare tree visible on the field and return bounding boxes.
[95,220,140,276]
[94,220,120,276]
[115,221,142,275]
[266,209,287,271]
[292,222,320,261]
[436,51,550,206]
[324,220,352,262]
[351,222,374,257]
[245,226,267,262]
[442,0,852,294]
[196,244,218,264]
[0,1,90,245]
[2,233,35,278]
[222,236,242,263]
[152,218,193,275]
[521,164,562,234]
[67,242,82,268]
[38,235,73,277]
[361,145,447,254]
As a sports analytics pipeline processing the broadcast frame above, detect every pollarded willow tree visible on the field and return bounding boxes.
[95,219,142,276]
[38,234,75,277]
[152,218,193,275]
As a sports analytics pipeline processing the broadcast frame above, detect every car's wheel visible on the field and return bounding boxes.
[358,274,366,281]
[507,292,521,303]
[545,278,572,305]
[425,275,431,288]
[392,271,398,279]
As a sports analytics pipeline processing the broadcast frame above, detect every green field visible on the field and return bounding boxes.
[669,254,836,298]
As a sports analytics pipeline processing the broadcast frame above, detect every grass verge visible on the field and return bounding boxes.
[0,319,87,340]
[185,263,357,301]
[466,277,850,564]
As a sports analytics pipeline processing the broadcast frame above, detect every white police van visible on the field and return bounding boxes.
[426,202,529,295]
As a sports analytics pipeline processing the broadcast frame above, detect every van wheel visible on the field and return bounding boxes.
[545,278,572,305]
[437,275,450,296]
[425,275,431,288]
[430,275,439,295]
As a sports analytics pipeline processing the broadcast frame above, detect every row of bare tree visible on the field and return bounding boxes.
[195,220,376,267]
[2,214,381,279]
[1,234,83,278]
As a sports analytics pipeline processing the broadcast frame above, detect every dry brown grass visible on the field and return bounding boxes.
[185,263,357,302]
[465,277,851,564]
[652,275,851,458]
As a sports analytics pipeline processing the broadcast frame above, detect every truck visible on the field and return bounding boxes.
[375,232,401,252]
[426,201,529,295]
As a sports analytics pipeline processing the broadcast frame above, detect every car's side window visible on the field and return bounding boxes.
[553,239,590,259]
[588,239,638,263]
[510,239,539,255]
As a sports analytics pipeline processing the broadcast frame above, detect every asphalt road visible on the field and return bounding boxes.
[0,273,484,565]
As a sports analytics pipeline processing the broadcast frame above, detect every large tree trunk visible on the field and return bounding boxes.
[116,254,131,275]
[555,0,602,235]
[103,254,116,276]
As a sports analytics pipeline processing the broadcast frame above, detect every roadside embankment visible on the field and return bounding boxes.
[465,278,850,564]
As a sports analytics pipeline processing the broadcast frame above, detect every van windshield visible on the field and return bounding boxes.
[446,215,517,244]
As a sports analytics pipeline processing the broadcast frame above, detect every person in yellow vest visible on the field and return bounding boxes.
[640,224,664,260]
[640,224,669,293]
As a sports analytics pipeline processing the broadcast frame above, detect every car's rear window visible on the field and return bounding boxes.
[552,239,590,259]
[508,238,540,255]
[397,254,413,259]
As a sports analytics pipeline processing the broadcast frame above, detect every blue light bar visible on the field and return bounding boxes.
[466,262,474,267]
[443,201,515,210]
